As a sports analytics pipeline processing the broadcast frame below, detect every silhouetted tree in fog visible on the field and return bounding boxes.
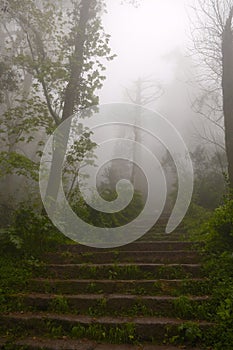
[191,0,233,188]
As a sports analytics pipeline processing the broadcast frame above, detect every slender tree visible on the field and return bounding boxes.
[222,7,233,188]
[191,0,233,188]
[126,77,163,187]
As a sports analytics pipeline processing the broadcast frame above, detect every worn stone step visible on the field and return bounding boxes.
[58,242,198,253]
[6,293,210,319]
[5,338,202,350]
[30,278,209,296]
[0,313,212,343]
[38,263,203,280]
[44,251,200,264]
[139,232,188,241]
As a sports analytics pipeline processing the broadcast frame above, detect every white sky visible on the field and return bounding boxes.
[100,0,189,104]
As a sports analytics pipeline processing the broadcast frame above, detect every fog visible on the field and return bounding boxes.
[101,0,188,87]
[97,1,223,146]
[0,2,232,346]
[99,0,195,138]
[0,0,228,219]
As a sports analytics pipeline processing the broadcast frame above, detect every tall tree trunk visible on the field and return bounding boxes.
[222,9,233,189]
[61,0,92,122]
[131,78,142,187]
[44,0,93,214]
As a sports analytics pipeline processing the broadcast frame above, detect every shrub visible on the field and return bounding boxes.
[0,203,68,256]
[190,192,233,349]
[205,194,233,253]
[183,203,212,241]
[71,188,144,228]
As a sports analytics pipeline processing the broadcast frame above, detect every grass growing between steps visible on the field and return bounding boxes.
[0,252,48,314]
[0,254,33,314]
[0,207,71,314]
[176,193,233,350]
[1,294,211,320]
[39,263,200,280]
[0,249,68,312]
[29,278,211,297]
[0,320,137,345]
[0,256,32,295]
[1,199,229,349]
[70,323,137,344]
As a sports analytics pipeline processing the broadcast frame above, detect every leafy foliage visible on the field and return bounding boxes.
[184,192,233,349]
[183,203,212,240]
[0,60,18,103]
[0,204,68,256]
[0,0,115,207]
[190,146,227,210]
[204,193,233,252]
[70,188,144,228]
[0,152,39,180]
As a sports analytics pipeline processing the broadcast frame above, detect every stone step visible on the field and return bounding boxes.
[44,251,200,264]
[30,278,209,296]
[138,232,188,241]
[0,313,212,343]
[38,263,203,280]
[58,242,198,253]
[5,293,209,319]
[6,338,202,350]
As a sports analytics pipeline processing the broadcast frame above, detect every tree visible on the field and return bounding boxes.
[125,77,163,190]
[0,0,115,209]
[102,77,163,198]
[190,0,233,188]
[222,7,233,188]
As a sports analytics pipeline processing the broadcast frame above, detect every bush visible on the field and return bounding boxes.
[204,194,233,253]
[0,204,68,257]
[183,203,212,241]
[71,188,144,228]
[189,192,233,349]
[1,188,144,256]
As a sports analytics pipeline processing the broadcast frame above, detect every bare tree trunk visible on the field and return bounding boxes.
[222,9,233,188]
[125,77,162,195]
[131,78,142,187]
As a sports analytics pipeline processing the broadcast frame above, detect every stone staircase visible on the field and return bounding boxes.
[0,231,212,349]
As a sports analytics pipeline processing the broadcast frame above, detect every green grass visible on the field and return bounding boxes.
[0,255,32,295]
[0,319,137,345]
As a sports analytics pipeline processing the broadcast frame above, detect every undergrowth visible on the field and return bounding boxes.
[181,192,233,350]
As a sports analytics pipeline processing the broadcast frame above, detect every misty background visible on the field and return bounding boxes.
[100,0,196,139]
[0,0,228,226]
